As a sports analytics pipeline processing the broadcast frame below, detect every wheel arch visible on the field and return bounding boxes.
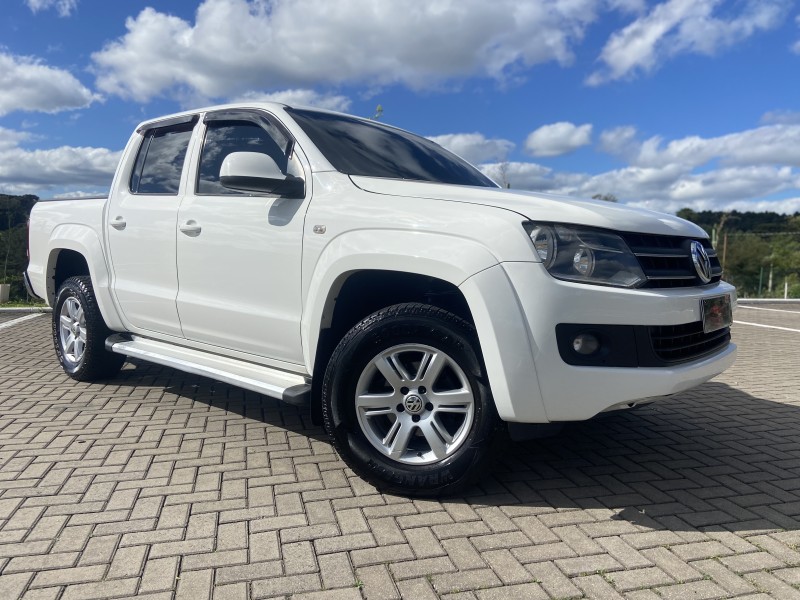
[51,250,89,300]
[306,269,478,425]
[46,224,125,331]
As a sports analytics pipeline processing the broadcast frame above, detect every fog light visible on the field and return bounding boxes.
[572,333,599,355]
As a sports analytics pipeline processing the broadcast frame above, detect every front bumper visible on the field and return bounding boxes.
[469,262,737,423]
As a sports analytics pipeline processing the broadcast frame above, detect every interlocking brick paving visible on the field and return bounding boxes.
[0,305,799,599]
[0,312,29,325]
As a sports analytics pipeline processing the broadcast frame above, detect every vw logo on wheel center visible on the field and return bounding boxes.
[403,394,424,414]
[690,240,712,284]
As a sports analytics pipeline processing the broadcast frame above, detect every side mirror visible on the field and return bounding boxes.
[220,152,304,198]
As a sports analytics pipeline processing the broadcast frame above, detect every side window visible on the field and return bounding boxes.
[197,120,290,195]
[130,122,195,195]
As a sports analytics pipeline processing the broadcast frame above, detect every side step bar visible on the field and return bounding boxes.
[106,334,311,406]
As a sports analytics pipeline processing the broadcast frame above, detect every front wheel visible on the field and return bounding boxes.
[321,303,502,496]
[53,276,125,381]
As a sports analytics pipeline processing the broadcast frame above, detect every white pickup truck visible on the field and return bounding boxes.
[26,102,736,495]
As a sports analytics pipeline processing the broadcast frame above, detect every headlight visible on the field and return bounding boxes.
[523,222,646,288]
[529,224,557,267]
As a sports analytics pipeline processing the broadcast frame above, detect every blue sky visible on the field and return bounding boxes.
[1,0,800,214]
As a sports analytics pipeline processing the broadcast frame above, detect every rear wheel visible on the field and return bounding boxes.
[322,303,501,496]
[53,276,124,381]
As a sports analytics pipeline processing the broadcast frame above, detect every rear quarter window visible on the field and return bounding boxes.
[130,122,195,195]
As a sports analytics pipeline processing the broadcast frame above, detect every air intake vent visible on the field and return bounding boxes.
[649,321,730,363]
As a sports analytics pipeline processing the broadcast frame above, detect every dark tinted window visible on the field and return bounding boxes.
[287,108,497,188]
[130,123,194,195]
[197,120,290,195]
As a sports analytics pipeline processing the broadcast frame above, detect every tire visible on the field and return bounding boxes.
[52,276,125,381]
[321,303,502,496]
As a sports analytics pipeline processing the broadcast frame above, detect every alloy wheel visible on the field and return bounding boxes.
[354,344,475,465]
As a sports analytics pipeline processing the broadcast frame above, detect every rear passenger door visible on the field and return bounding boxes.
[107,116,198,337]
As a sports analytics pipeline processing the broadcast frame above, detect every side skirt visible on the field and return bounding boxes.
[106,334,310,406]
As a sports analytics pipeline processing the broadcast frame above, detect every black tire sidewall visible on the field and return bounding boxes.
[52,276,123,380]
[324,305,498,494]
[53,280,88,375]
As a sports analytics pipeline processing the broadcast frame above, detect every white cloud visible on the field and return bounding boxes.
[627,196,800,215]
[605,0,647,14]
[478,119,800,214]
[427,133,514,164]
[525,121,593,157]
[483,160,800,213]
[761,109,800,125]
[615,124,800,169]
[92,0,603,102]
[598,125,638,157]
[793,14,800,54]
[666,166,797,201]
[0,127,119,195]
[480,161,588,191]
[0,52,97,116]
[588,0,787,85]
[0,128,32,152]
[232,89,351,112]
[26,0,77,17]
[53,190,109,199]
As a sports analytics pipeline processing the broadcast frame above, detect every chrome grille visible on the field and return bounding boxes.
[620,233,723,288]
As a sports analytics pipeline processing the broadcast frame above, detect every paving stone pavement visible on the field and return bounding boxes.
[1,305,799,599]
[0,312,29,325]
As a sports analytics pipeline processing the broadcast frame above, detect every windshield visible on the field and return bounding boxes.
[286,108,497,188]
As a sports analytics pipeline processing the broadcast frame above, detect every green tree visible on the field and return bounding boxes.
[768,236,800,297]
[723,234,771,296]
[1,194,38,300]
[591,193,618,203]
[677,208,800,298]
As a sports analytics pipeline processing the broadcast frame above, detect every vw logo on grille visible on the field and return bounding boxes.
[403,395,424,414]
[690,241,712,284]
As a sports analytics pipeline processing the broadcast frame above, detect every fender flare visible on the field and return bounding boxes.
[459,264,548,422]
[301,229,498,371]
[46,224,126,331]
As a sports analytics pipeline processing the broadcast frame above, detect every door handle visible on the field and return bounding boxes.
[110,217,127,230]
[179,220,202,236]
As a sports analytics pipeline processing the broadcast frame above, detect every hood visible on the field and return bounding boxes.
[350,176,708,239]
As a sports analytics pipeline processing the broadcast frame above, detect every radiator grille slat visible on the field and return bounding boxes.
[621,233,723,289]
[649,321,730,363]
